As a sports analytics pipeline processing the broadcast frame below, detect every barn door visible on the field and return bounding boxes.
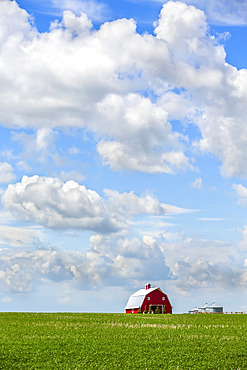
[149,305,162,314]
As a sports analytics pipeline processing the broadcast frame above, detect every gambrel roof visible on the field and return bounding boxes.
[124,287,160,309]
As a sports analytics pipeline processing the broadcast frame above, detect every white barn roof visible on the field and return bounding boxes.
[125,287,158,309]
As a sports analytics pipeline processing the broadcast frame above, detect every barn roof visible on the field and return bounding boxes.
[124,286,160,309]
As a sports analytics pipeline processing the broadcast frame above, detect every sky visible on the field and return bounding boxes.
[0,0,247,313]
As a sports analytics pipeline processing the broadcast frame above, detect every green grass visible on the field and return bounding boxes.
[0,313,246,369]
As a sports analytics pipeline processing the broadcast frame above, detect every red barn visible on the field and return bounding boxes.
[124,283,172,314]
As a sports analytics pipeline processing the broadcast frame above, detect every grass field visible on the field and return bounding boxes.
[0,312,246,369]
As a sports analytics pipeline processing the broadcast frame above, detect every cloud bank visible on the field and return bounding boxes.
[1,1,247,176]
[0,231,246,295]
[0,234,170,292]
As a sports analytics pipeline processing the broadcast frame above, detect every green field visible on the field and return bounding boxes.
[0,312,246,369]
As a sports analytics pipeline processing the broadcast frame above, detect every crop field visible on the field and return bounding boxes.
[0,313,246,369]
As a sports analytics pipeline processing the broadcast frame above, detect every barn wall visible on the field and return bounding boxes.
[126,309,139,314]
[141,289,172,314]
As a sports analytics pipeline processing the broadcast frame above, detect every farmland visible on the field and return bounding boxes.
[0,313,246,369]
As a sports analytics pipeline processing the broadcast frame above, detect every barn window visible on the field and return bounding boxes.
[147,297,150,300]
[162,297,165,301]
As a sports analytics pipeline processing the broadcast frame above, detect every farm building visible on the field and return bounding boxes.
[206,302,223,313]
[189,302,223,314]
[188,307,199,314]
[124,283,172,314]
[198,303,209,313]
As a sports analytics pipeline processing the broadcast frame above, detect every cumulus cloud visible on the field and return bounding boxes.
[155,1,208,47]
[104,189,191,215]
[161,234,247,291]
[173,259,241,291]
[1,1,247,176]
[1,175,190,231]
[0,229,246,294]
[155,1,247,177]
[0,0,36,43]
[0,247,74,292]
[1,175,119,232]
[0,234,171,292]
[96,93,191,173]
[0,162,15,183]
[155,0,247,25]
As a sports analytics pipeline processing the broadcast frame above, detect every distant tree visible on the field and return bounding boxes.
[162,305,166,314]
[143,305,147,314]
[155,306,161,314]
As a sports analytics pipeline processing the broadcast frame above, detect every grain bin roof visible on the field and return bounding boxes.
[207,302,223,308]
[189,307,199,312]
[198,303,208,309]
[124,287,158,309]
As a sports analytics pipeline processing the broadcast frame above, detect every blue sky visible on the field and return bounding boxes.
[0,0,247,313]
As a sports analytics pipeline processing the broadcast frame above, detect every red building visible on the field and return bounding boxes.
[124,283,172,314]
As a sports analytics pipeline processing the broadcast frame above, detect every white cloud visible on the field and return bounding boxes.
[0,248,73,292]
[233,183,247,207]
[1,175,119,232]
[179,0,247,26]
[0,228,246,295]
[96,93,191,173]
[0,233,171,292]
[0,1,37,44]
[172,259,241,291]
[199,218,226,221]
[12,129,57,165]
[0,1,192,174]
[58,170,84,183]
[154,0,247,26]
[68,146,80,155]
[16,161,31,172]
[1,1,247,176]
[1,296,11,303]
[12,129,86,178]
[104,189,191,216]
[58,296,71,304]
[191,177,202,189]
[0,225,41,248]
[161,233,247,291]
[0,162,15,183]
[155,1,207,46]
[155,3,247,178]
[1,175,191,231]
[51,0,107,22]
[36,128,54,151]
